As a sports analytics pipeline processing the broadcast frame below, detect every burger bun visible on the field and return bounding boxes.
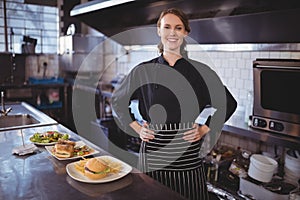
[84,158,109,180]
[54,143,74,158]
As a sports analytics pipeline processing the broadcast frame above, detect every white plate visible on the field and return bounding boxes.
[66,155,132,183]
[45,141,99,160]
[32,141,57,146]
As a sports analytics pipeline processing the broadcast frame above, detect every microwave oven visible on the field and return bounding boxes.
[251,58,300,137]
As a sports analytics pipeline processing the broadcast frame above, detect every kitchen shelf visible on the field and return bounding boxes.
[28,77,64,84]
[0,83,69,125]
[36,101,62,109]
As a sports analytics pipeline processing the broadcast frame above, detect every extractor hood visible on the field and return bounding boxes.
[70,0,300,45]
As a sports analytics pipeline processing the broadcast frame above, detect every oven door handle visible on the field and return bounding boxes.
[255,65,300,70]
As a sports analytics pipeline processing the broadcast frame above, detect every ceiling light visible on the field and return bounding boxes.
[71,0,135,16]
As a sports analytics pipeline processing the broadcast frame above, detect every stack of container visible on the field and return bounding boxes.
[284,149,300,186]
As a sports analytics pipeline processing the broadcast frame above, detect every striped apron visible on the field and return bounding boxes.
[138,123,209,200]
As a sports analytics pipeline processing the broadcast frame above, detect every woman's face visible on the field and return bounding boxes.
[157,13,188,54]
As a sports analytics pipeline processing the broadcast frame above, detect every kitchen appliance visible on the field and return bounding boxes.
[239,177,297,200]
[59,35,104,72]
[251,59,300,138]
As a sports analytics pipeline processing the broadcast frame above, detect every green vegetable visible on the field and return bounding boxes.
[33,133,41,139]
[94,167,111,174]
[62,134,69,140]
[29,131,69,144]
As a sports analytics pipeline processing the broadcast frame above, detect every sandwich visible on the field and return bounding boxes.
[84,158,110,179]
[54,139,76,158]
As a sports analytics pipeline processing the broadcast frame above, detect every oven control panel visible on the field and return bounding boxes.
[251,116,300,137]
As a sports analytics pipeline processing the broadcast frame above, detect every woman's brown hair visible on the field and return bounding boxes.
[157,8,191,57]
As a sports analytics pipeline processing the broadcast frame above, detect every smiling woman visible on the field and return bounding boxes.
[156,8,191,65]
[112,7,237,200]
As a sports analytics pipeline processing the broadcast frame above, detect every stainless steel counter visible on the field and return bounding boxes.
[0,108,185,200]
[0,102,58,131]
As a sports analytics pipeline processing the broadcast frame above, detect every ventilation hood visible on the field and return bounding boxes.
[70,0,300,45]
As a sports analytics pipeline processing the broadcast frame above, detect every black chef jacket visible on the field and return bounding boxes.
[112,55,237,134]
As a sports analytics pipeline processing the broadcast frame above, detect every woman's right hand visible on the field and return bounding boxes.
[139,122,155,142]
[130,121,155,142]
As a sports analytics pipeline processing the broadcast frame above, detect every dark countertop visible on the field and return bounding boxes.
[0,124,185,200]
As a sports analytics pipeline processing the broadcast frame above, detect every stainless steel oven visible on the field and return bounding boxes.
[251,59,300,138]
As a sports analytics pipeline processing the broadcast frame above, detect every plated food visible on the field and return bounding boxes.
[29,131,69,145]
[54,139,76,158]
[83,158,114,180]
[66,156,132,183]
[45,140,99,160]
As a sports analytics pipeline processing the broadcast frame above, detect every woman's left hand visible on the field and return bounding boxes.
[182,123,210,142]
